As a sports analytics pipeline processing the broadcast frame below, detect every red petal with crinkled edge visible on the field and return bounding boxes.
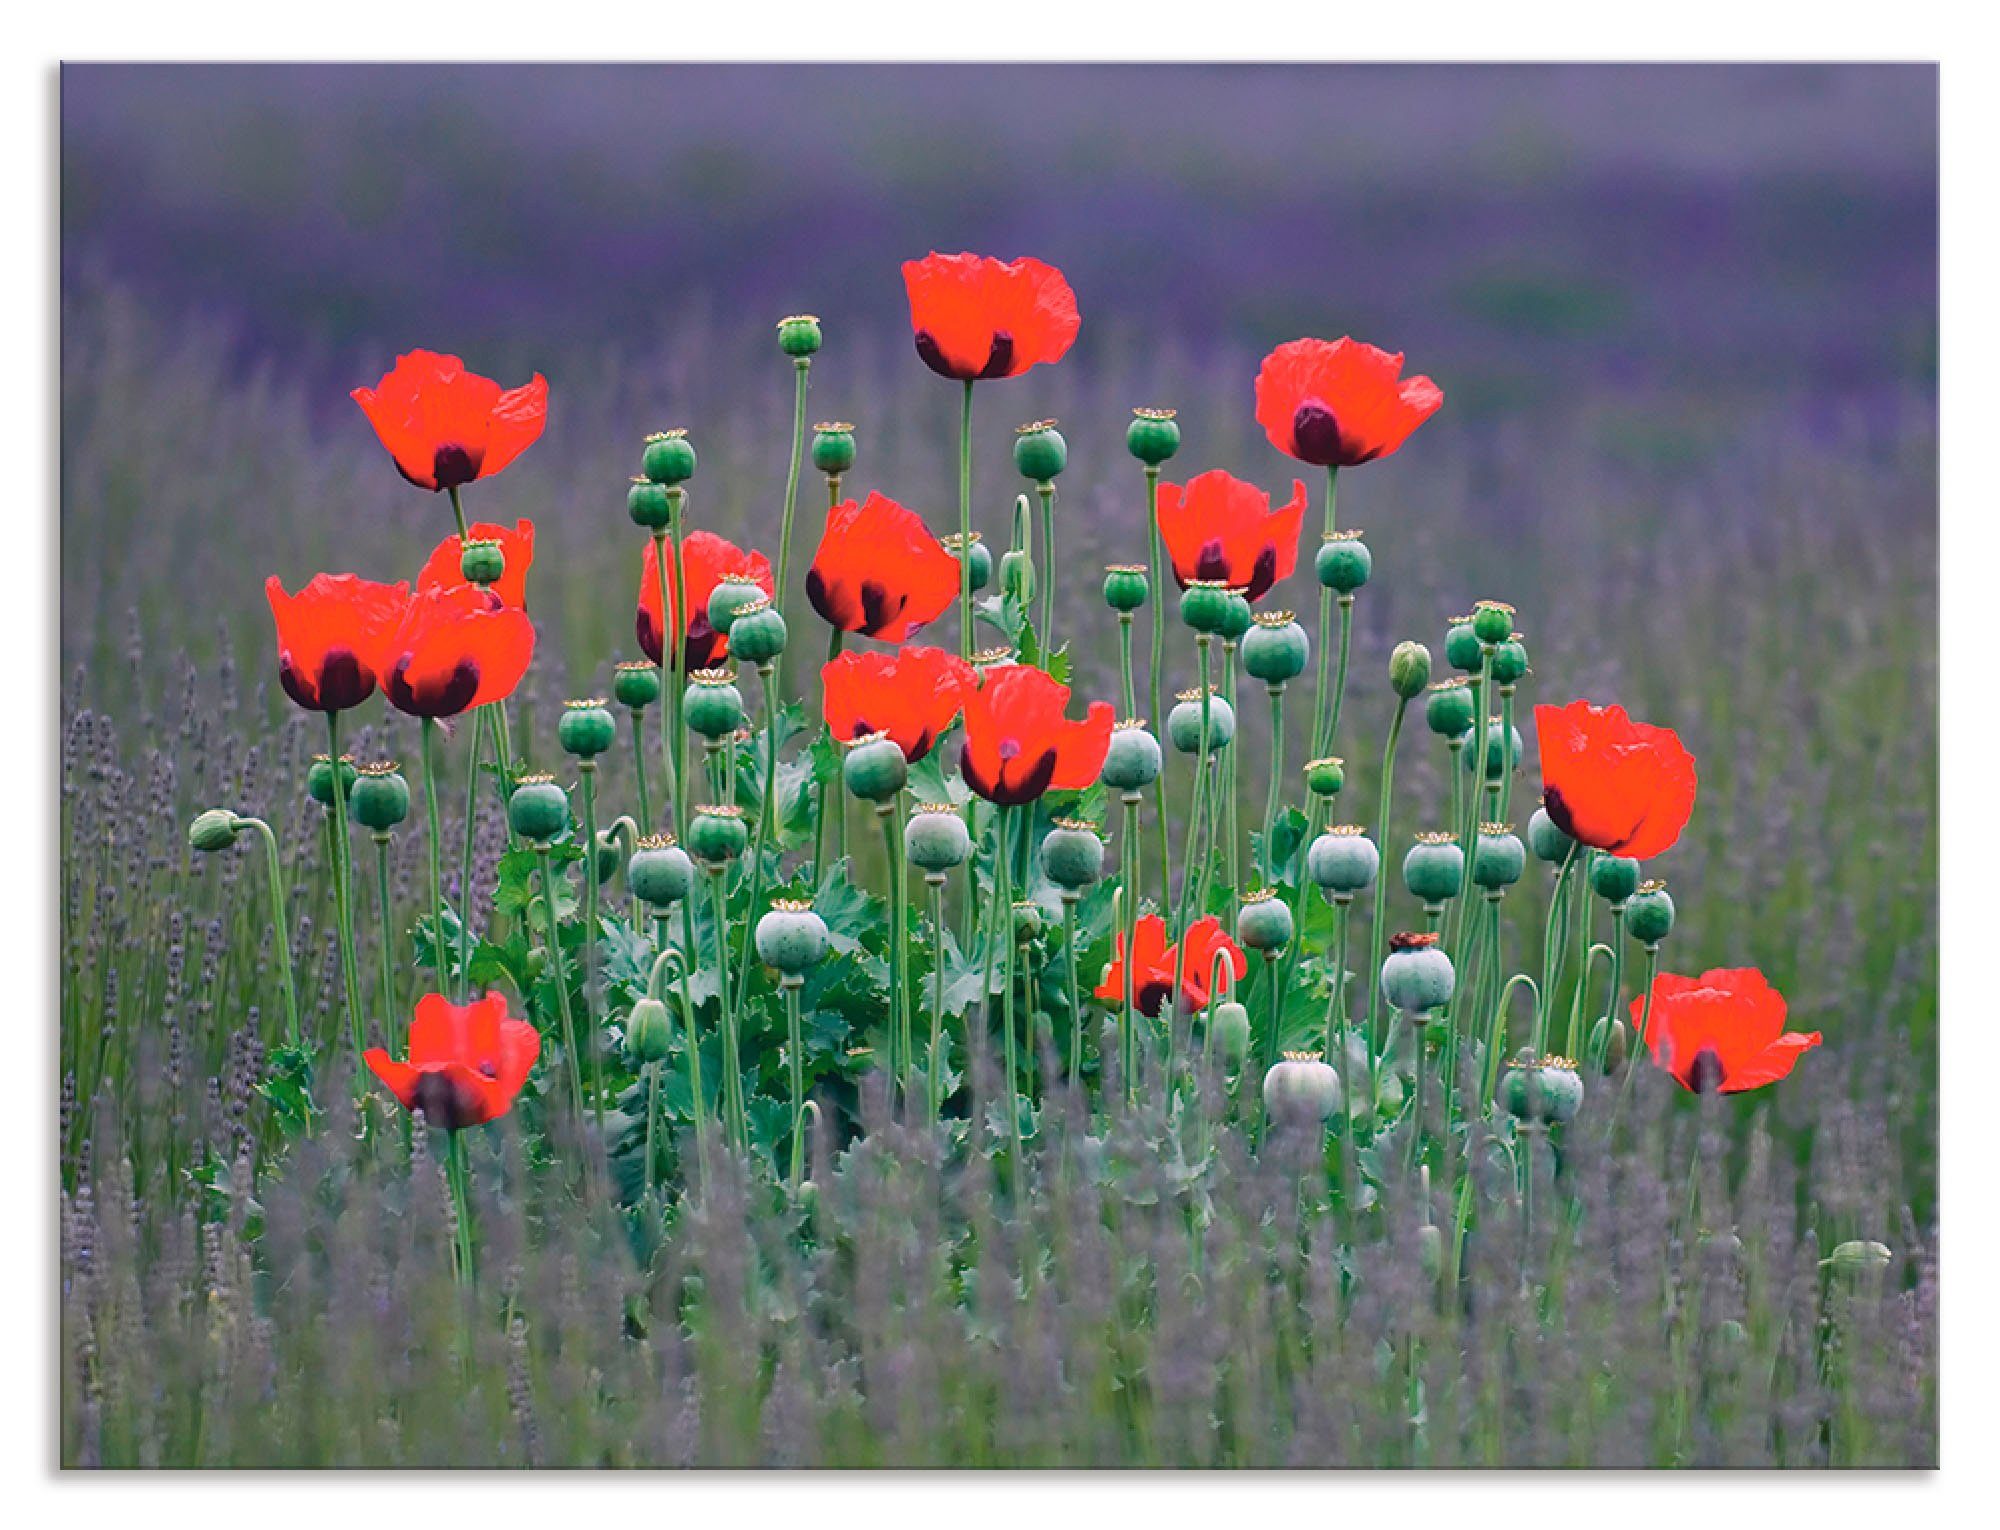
[902,252,1080,381]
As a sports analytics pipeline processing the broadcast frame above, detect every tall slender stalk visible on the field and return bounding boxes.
[783,978,807,1190]
[1145,468,1171,912]
[372,831,398,1043]
[957,380,976,661]
[730,663,782,1020]
[773,354,811,690]
[1362,695,1412,1053]
[1261,682,1287,881]
[627,703,654,835]
[534,846,589,1138]
[1037,481,1058,648]
[990,804,1024,1192]
[454,708,485,1003]
[419,719,449,991]
[1307,467,1341,754]
[323,713,367,1065]
[236,814,300,1047]
[706,866,747,1152]
[444,1128,474,1285]
[879,801,913,1104]
[926,872,949,1125]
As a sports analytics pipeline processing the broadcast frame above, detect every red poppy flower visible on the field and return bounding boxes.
[821,645,976,763]
[382,585,536,719]
[637,531,774,671]
[1254,337,1443,468]
[902,251,1081,381]
[1095,914,1247,1018]
[1630,967,1820,1094]
[958,662,1114,806]
[364,991,541,1128]
[264,572,412,713]
[352,349,549,492]
[417,517,536,610]
[1535,700,1698,861]
[1154,470,1308,601]
[806,492,960,642]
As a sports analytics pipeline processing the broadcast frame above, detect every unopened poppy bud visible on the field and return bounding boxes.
[1211,1000,1252,1063]
[1471,600,1515,646]
[1381,930,1455,1014]
[591,829,622,885]
[1010,900,1044,944]
[1589,854,1640,906]
[1263,1051,1342,1125]
[1471,823,1526,890]
[727,599,788,665]
[810,421,856,477]
[629,833,694,906]
[1316,530,1372,593]
[1236,888,1294,953]
[905,802,972,873]
[1169,688,1235,754]
[684,669,746,740]
[627,478,673,530]
[614,660,661,710]
[1444,617,1483,673]
[1588,1015,1629,1072]
[1824,1240,1893,1273]
[508,774,570,844]
[626,997,673,1063]
[1426,677,1476,738]
[1013,418,1068,482]
[1402,833,1464,905]
[1242,611,1309,685]
[188,809,240,854]
[1000,548,1035,605]
[1418,1223,1444,1282]
[688,805,749,864]
[350,761,411,832]
[558,698,616,759]
[1625,881,1676,945]
[1490,637,1529,687]
[756,899,830,974]
[641,428,697,486]
[1217,590,1253,642]
[306,753,358,808]
[842,731,908,803]
[1389,640,1431,699]
[1125,406,1181,466]
[459,537,505,587]
[1101,721,1163,791]
[1527,806,1573,862]
[776,313,822,357]
[942,532,991,593]
[1179,578,1233,634]
[1041,819,1105,891]
[1304,755,1345,798]
[1307,825,1378,896]
[1464,721,1522,780]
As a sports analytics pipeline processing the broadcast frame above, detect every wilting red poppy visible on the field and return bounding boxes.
[821,645,976,762]
[902,251,1080,381]
[382,585,535,719]
[1254,337,1443,468]
[1630,967,1820,1094]
[1535,699,1698,860]
[806,492,960,642]
[352,350,548,493]
[1095,914,1247,1017]
[364,991,541,1128]
[959,662,1113,806]
[417,517,536,610]
[637,531,774,672]
[265,572,412,713]
[1154,470,1308,601]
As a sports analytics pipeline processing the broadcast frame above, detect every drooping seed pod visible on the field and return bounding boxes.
[1426,677,1476,739]
[1463,720,1523,780]
[1589,854,1641,906]
[459,537,506,587]
[614,659,661,710]
[1380,930,1455,1014]
[1527,805,1574,862]
[1263,1050,1343,1124]
[1389,640,1432,699]
[557,698,617,759]
[1179,578,1233,634]
[723,597,787,663]
[1168,688,1236,753]
[1471,822,1526,890]
[641,428,697,486]
[1103,563,1150,613]
[1303,755,1345,798]
[1316,529,1372,593]
[628,833,694,907]
[776,313,822,357]
[810,421,856,477]
[905,801,972,873]
[687,805,750,865]
[684,669,746,740]
[1402,832,1464,905]
[306,753,358,808]
[1100,720,1163,792]
[626,996,673,1063]
[1625,880,1676,944]
[1013,418,1068,482]
[942,531,992,593]
[188,809,241,854]
[842,730,909,803]
[755,899,830,975]
[1236,887,1294,953]
[350,761,411,832]
[507,773,570,844]
[1040,819,1105,891]
[1125,406,1181,466]
[1306,824,1378,896]
[1242,610,1309,685]
[1471,599,1515,645]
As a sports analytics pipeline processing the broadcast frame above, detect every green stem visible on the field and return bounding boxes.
[578,763,604,1117]
[1118,613,1137,719]
[1261,684,1286,881]
[993,804,1024,1192]
[927,873,949,1126]
[707,868,746,1152]
[1611,946,1661,1133]
[1532,843,1582,1058]
[447,485,470,543]
[1324,589,1354,758]
[1253,952,1281,1146]
[880,802,912,1105]
[774,357,811,693]
[957,380,975,662]
[643,1060,660,1201]
[534,847,590,1141]
[419,719,449,993]
[784,980,806,1190]
[1119,811,1140,1104]
[237,816,300,1047]
[654,915,714,1193]
[444,1127,474,1285]
[1062,894,1084,1084]
[372,832,399,1042]
[1223,646,1241,915]
[455,706,485,1003]
[1362,697,1412,1055]
[812,626,844,876]
[323,713,367,1065]
[1165,637,1216,1059]
[1322,896,1352,1062]
[628,707,654,835]
[729,664,781,1022]
[1145,467,1170,914]
[1037,481,1057,648]
[1307,467,1340,756]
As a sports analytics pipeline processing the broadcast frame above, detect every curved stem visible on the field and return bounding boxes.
[237,816,300,1046]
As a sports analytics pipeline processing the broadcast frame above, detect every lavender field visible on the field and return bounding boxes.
[58,64,1938,1467]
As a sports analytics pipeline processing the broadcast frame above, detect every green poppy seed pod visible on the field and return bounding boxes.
[1306,826,1378,896]
[1426,678,1477,738]
[1125,406,1181,466]
[1179,579,1232,634]
[1489,637,1529,687]
[1535,1060,1585,1122]
[628,477,674,530]
[1402,833,1464,905]
[1103,563,1150,613]
[1013,419,1068,482]
[842,732,909,803]
[943,532,992,593]
[1418,1223,1444,1283]
[1242,611,1309,684]
[706,577,767,637]
[756,899,830,974]
[1389,640,1432,700]
[1826,1240,1894,1274]
[641,429,697,486]
[1040,820,1105,891]
[810,421,856,477]
[777,313,822,357]
[905,803,972,873]
[626,997,673,1063]
[688,806,749,865]
[629,835,694,906]
[683,669,746,740]
[1235,888,1294,953]
[188,808,241,854]
[1590,854,1641,906]
[507,774,571,844]
[1263,1051,1342,1125]
[1216,590,1254,642]
[1527,806,1574,862]
[459,538,505,587]
[1471,824,1526,890]
[1100,722,1163,792]
[1464,721,1522,780]
[558,699,617,759]
[306,753,358,808]
[1211,1001,1252,1064]
[1011,901,1044,944]
[1471,600,1515,646]
[727,601,788,665]
[1588,1015,1630,1073]
[1000,548,1035,606]
[1445,618,1483,673]
[614,660,661,710]
[350,762,411,833]
[1625,881,1676,944]
[1316,530,1372,593]
[1380,931,1455,1014]
[1168,689,1235,754]
[1303,755,1345,798]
